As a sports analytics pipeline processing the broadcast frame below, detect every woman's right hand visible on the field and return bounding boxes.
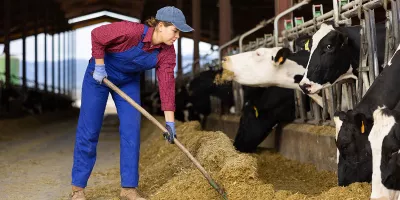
[93,64,107,83]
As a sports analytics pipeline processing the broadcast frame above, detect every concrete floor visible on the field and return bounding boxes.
[0,112,122,200]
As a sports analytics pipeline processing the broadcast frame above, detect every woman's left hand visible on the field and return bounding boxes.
[165,121,176,144]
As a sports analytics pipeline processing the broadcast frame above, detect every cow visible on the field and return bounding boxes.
[334,44,400,187]
[0,85,22,114]
[184,68,235,127]
[299,21,386,94]
[234,85,296,153]
[221,47,324,107]
[368,105,400,200]
[21,90,43,115]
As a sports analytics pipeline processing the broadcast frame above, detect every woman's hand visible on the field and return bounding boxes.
[164,111,176,143]
[93,59,107,83]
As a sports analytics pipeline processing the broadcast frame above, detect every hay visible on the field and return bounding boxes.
[82,117,371,200]
[284,123,336,136]
[214,70,234,85]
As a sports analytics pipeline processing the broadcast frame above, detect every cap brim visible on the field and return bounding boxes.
[172,22,194,32]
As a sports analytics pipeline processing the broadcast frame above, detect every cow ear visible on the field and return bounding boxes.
[274,48,291,65]
[334,111,348,121]
[294,35,312,52]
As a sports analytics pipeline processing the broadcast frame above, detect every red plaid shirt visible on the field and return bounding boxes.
[91,21,176,111]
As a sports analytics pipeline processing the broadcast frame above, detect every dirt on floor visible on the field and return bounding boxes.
[0,112,371,200]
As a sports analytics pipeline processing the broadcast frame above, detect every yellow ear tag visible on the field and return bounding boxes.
[361,121,365,134]
[278,57,284,63]
[253,106,259,118]
[305,40,310,51]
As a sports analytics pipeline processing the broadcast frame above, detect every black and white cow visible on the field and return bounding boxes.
[334,44,400,187]
[221,47,323,107]
[234,85,296,153]
[299,22,386,94]
[368,105,400,200]
[368,47,400,200]
[186,68,235,127]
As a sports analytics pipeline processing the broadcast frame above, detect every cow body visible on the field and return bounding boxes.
[299,22,386,94]
[369,106,400,200]
[334,44,400,187]
[368,46,400,200]
[234,86,295,153]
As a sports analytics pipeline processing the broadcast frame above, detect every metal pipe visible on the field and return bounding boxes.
[274,0,311,46]
[283,0,383,40]
[239,17,275,52]
[282,0,371,37]
[218,36,240,65]
[332,0,340,26]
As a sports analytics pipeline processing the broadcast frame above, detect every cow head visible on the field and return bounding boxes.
[334,110,373,186]
[299,23,353,94]
[221,47,307,90]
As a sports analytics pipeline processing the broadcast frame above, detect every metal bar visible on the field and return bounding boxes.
[240,18,275,52]
[333,0,341,26]
[364,9,377,82]
[322,89,328,121]
[64,31,66,94]
[336,84,342,111]
[22,21,26,90]
[351,82,358,106]
[392,0,400,47]
[311,101,322,125]
[357,39,364,102]
[384,11,392,68]
[328,87,336,121]
[274,0,311,46]
[283,0,383,40]
[73,31,76,99]
[294,90,300,119]
[192,0,201,75]
[218,36,240,65]
[34,17,38,90]
[68,31,70,96]
[52,32,55,93]
[44,8,48,92]
[283,0,370,35]
[297,91,307,122]
[341,0,382,19]
[4,0,10,88]
[58,32,61,94]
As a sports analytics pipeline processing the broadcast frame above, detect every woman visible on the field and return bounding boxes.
[70,6,193,200]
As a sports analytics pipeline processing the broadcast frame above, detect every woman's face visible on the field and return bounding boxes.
[159,23,180,45]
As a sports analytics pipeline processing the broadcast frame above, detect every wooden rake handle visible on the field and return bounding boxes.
[101,77,228,200]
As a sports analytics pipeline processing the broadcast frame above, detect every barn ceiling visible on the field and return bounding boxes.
[0,0,388,45]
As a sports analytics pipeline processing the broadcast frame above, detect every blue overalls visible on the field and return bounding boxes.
[72,25,159,188]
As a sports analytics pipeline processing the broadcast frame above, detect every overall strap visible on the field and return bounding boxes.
[137,25,149,49]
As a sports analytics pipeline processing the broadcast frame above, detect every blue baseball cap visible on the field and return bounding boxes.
[156,6,194,32]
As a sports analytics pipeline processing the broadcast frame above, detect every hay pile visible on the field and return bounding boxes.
[214,70,234,85]
[81,118,371,200]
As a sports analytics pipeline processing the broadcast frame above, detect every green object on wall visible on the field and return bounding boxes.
[0,54,20,85]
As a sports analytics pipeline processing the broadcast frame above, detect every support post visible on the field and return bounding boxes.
[192,0,201,75]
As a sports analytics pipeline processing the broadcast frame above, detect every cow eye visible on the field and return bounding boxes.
[326,44,332,49]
